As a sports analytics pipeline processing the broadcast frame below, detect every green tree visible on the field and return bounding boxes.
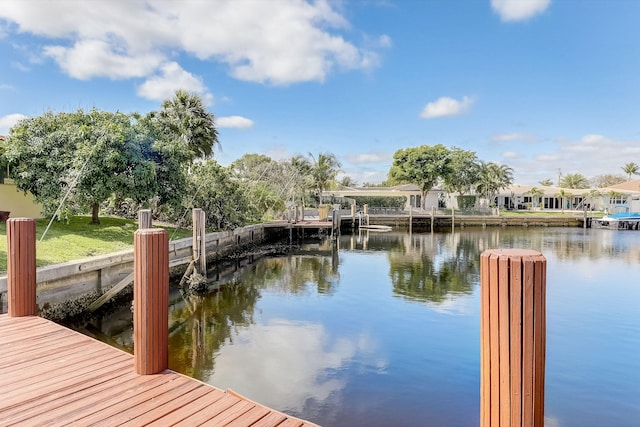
[309,152,342,205]
[527,187,544,208]
[475,162,514,208]
[539,178,553,186]
[189,160,257,230]
[621,162,640,181]
[5,109,156,224]
[153,90,219,162]
[559,173,589,189]
[583,189,601,211]
[555,189,573,213]
[388,144,451,209]
[338,175,357,188]
[443,147,480,208]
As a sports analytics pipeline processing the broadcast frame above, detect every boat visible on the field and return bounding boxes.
[592,211,640,230]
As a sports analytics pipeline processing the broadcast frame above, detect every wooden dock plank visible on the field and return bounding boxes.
[225,405,272,427]
[0,314,320,427]
[250,411,289,427]
[118,384,218,426]
[0,363,134,421]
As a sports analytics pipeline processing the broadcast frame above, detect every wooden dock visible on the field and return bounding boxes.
[0,314,318,426]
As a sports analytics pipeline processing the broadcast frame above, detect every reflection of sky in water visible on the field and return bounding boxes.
[207,319,386,414]
[87,228,640,427]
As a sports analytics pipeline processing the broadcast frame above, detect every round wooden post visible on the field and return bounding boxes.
[192,208,207,278]
[138,209,152,229]
[134,229,169,375]
[480,249,546,427]
[7,218,36,317]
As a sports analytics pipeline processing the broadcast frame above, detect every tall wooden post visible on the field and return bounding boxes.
[431,206,435,233]
[134,228,169,375]
[351,204,356,228]
[7,218,36,317]
[480,249,546,427]
[138,209,152,229]
[192,208,207,278]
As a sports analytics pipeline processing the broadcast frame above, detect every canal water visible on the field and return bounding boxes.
[86,227,640,427]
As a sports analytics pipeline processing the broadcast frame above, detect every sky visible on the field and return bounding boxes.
[1,0,640,186]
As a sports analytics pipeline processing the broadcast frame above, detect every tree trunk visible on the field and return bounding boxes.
[91,203,100,225]
[421,190,427,209]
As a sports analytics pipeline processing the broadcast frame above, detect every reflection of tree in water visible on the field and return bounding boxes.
[386,233,481,303]
[252,252,340,295]
[168,282,260,378]
[167,248,340,377]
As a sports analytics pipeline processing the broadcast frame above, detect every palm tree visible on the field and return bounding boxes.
[555,189,573,213]
[309,152,342,205]
[584,189,601,211]
[559,173,589,189]
[527,187,544,209]
[475,162,514,208]
[157,90,219,161]
[539,178,553,186]
[621,162,640,181]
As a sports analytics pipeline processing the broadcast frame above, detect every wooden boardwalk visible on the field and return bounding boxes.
[0,314,319,427]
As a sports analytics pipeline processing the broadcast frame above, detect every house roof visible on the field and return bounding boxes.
[602,179,640,192]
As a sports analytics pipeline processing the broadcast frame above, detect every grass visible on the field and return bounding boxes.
[0,216,191,274]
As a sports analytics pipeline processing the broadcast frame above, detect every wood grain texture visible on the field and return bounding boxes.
[0,314,319,426]
[480,249,546,427]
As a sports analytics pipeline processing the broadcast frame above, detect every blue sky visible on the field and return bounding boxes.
[1,0,639,185]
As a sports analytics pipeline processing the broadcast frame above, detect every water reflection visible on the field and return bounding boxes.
[209,319,384,416]
[81,227,640,427]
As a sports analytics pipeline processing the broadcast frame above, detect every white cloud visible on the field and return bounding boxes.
[44,39,164,80]
[491,0,551,22]
[346,151,392,164]
[216,116,254,129]
[0,113,27,134]
[136,62,213,104]
[0,84,16,91]
[502,151,520,159]
[420,96,475,119]
[0,0,383,88]
[209,320,384,413]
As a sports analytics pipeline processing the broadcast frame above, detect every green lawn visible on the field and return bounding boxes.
[0,216,191,274]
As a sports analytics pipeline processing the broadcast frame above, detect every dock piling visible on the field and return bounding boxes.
[134,228,169,375]
[7,218,36,317]
[480,249,546,427]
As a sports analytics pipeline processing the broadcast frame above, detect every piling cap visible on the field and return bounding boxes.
[482,248,542,257]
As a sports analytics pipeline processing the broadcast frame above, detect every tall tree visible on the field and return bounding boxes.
[475,162,514,207]
[189,160,257,230]
[559,173,589,189]
[309,152,342,204]
[527,187,544,208]
[338,175,357,188]
[555,189,573,213]
[591,174,626,188]
[443,147,480,208]
[153,90,219,162]
[621,162,640,180]
[388,144,451,209]
[5,109,156,224]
